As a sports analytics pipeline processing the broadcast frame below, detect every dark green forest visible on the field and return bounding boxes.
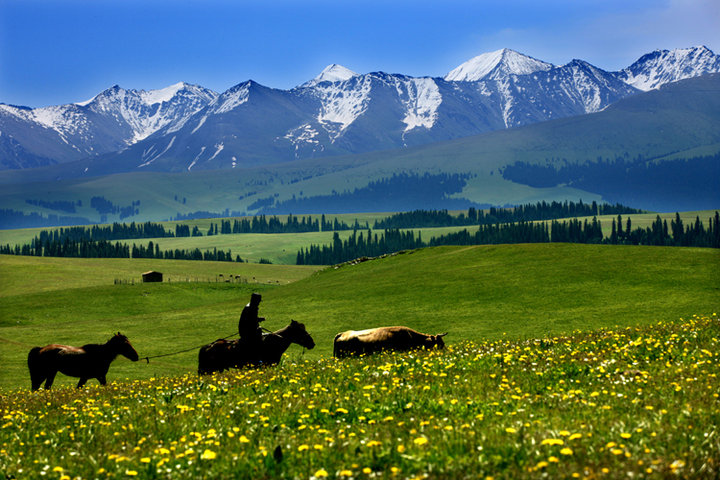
[296,213,720,265]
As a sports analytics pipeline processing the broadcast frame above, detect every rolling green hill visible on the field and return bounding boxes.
[1,243,717,390]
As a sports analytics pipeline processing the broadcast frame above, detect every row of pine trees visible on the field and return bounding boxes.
[296,213,720,265]
[2,212,718,265]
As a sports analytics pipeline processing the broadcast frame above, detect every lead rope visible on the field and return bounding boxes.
[141,331,238,364]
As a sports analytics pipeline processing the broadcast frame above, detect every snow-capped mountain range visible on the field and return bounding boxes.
[1,46,718,172]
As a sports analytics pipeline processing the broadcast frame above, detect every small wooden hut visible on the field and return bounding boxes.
[142,271,163,283]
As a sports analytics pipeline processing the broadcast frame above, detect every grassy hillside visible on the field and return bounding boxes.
[1,243,717,390]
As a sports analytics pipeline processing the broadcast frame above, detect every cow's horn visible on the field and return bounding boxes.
[438,332,448,337]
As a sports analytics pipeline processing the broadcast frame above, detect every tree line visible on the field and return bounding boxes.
[296,212,719,265]
[19,214,362,247]
[373,200,644,229]
[3,211,717,265]
[208,214,361,235]
[0,238,242,263]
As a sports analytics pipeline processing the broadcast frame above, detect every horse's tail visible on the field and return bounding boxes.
[27,347,43,390]
[333,333,342,358]
[198,344,210,375]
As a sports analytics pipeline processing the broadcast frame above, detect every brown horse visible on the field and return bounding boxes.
[27,332,139,390]
[198,320,315,374]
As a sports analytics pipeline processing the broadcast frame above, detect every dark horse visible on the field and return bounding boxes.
[27,332,139,390]
[198,320,315,374]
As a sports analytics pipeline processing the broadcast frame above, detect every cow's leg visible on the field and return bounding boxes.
[77,378,87,388]
[44,371,57,390]
[98,376,107,386]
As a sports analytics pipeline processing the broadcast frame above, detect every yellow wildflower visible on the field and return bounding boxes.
[201,449,217,460]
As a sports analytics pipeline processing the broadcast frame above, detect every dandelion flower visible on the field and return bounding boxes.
[414,436,429,446]
[201,449,217,460]
[505,427,517,433]
[620,433,632,439]
[560,448,573,455]
[126,470,138,476]
[339,470,353,477]
[315,469,329,478]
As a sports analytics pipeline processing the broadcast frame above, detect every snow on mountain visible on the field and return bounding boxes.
[4,46,719,172]
[87,82,217,143]
[139,82,187,105]
[397,77,442,132]
[553,60,639,113]
[313,75,373,141]
[445,48,553,82]
[209,81,251,114]
[619,46,720,91]
[303,64,359,87]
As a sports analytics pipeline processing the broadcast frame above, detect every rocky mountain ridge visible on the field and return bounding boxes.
[1,46,718,173]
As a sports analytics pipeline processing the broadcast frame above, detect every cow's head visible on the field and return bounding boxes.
[427,332,448,349]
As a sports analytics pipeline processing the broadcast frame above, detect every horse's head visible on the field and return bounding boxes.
[287,320,315,350]
[110,332,139,362]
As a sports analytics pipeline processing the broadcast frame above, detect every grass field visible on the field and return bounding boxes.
[0,242,718,479]
[1,314,718,479]
[1,243,717,390]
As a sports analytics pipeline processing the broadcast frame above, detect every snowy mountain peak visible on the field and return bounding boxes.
[445,48,553,82]
[139,82,187,105]
[619,46,720,91]
[302,64,359,87]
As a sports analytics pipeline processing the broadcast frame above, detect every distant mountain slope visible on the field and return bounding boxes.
[444,48,553,81]
[1,74,718,224]
[0,83,217,168]
[2,46,718,173]
[618,46,720,91]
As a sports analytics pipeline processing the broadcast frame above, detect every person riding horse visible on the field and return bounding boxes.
[238,293,265,358]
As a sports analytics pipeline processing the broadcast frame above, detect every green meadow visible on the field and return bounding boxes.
[1,239,718,479]
[1,243,717,390]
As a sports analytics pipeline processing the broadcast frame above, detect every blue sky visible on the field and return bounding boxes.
[1,0,718,107]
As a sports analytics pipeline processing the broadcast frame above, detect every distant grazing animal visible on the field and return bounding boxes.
[27,333,139,390]
[198,320,315,374]
[333,326,447,358]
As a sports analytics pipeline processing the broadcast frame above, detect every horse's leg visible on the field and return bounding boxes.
[44,371,57,390]
[28,347,45,391]
[30,369,45,391]
[31,375,45,391]
[77,378,87,388]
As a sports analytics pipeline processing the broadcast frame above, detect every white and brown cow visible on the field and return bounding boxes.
[333,326,447,358]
